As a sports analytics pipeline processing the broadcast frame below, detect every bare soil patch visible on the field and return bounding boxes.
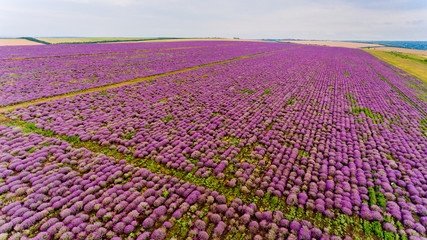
[0,39,44,46]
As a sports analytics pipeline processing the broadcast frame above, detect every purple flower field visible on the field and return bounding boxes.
[0,41,426,239]
[0,41,268,59]
[0,41,294,106]
[0,124,345,240]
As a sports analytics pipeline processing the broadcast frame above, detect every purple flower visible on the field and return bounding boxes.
[185,190,201,205]
[383,222,396,233]
[414,223,426,235]
[209,214,221,224]
[216,195,227,204]
[248,221,259,234]
[286,194,297,206]
[299,227,311,240]
[40,218,59,231]
[113,222,125,234]
[298,192,308,205]
[153,205,167,217]
[84,200,97,213]
[0,222,13,233]
[371,211,383,222]
[212,221,226,238]
[60,209,72,219]
[59,232,74,240]
[311,228,322,238]
[289,220,301,232]
[195,219,206,230]
[198,231,209,240]
[123,225,134,235]
[279,219,289,228]
[137,232,151,240]
[163,221,173,229]
[172,209,183,219]
[151,228,167,240]
[142,218,154,229]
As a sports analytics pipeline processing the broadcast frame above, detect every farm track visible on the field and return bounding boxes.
[0,115,380,240]
[0,47,299,113]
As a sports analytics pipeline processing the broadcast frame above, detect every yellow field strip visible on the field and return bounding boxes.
[0,47,297,112]
[365,49,427,83]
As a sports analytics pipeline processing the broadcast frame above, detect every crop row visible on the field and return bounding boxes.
[5,45,426,238]
[0,41,296,106]
[0,125,349,240]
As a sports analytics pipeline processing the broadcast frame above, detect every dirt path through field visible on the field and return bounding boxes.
[0,47,299,112]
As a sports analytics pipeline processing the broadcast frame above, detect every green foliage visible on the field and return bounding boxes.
[344,71,349,75]
[27,122,38,131]
[162,189,169,198]
[286,207,296,219]
[351,107,383,123]
[368,187,377,206]
[162,115,174,123]
[45,130,55,137]
[376,191,387,208]
[240,88,254,94]
[263,89,271,95]
[363,220,372,235]
[125,154,134,161]
[27,147,37,153]
[284,97,295,107]
[386,51,427,65]
[345,93,357,104]
[20,37,51,45]
[384,232,397,240]
[65,135,81,143]
[372,221,383,238]
[420,118,427,132]
[296,207,304,217]
[298,150,310,158]
[124,132,136,140]
[98,90,108,96]
[264,192,271,201]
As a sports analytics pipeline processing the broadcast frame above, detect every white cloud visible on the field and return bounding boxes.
[106,0,133,6]
[0,0,426,40]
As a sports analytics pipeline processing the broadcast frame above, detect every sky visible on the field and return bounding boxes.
[0,0,426,41]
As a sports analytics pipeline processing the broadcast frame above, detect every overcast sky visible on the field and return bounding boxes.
[1,0,426,40]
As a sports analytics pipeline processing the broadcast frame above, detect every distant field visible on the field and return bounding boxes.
[36,37,259,44]
[36,37,153,44]
[0,39,44,46]
[365,49,427,83]
[373,47,427,57]
[283,40,382,48]
[142,38,261,42]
